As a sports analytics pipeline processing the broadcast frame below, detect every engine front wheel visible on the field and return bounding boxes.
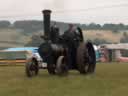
[47,64,56,75]
[56,56,68,76]
[47,56,56,75]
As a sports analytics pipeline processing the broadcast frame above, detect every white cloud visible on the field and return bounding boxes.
[0,0,128,24]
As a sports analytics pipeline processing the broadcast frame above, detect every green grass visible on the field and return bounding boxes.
[0,63,128,96]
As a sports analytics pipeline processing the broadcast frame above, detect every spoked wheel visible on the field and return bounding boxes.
[56,56,68,76]
[77,43,90,74]
[25,58,39,77]
[47,64,56,75]
[86,42,96,73]
[47,56,56,75]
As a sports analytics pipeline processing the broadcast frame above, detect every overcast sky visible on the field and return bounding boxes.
[0,0,128,24]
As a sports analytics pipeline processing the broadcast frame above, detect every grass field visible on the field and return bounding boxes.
[0,28,30,47]
[83,30,123,43]
[0,63,128,96]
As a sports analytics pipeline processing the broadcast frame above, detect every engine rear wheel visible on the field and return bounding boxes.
[86,42,96,73]
[77,43,89,74]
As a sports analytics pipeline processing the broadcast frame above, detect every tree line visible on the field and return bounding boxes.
[0,20,128,32]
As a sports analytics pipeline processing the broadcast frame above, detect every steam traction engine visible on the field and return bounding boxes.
[25,10,96,77]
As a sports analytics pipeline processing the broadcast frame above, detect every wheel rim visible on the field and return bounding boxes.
[56,56,68,75]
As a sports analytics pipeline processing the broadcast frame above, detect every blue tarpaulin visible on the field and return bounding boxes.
[4,47,38,53]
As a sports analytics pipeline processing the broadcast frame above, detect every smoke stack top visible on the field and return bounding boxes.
[42,9,52,40]
[42,10,51,15]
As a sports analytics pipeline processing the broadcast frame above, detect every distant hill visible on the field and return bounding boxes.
[0,28,126,49]
[0,20,128,48]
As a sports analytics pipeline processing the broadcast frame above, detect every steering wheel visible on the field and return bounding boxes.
[75,27,84,42]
